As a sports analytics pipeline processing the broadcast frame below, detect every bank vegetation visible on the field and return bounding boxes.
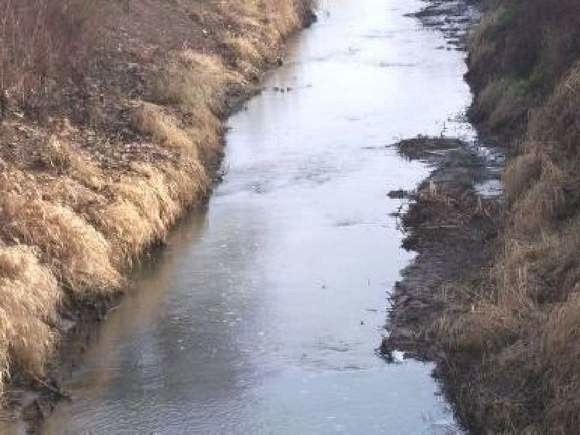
[432,0,580,431]
[0,0,313,403]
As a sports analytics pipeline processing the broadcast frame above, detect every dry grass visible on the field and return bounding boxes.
[434,300,521,354]
[436,10,580,430]
[539,293,580,431]
[471,77,530,134]
[153,50,243,112]
[225,34,267,67]
[37,136,106,190]
[0,245,59,390]
[503,147,542,202]
[91,161,208,266]
[467,0,580,138]
[146,50,247,162]
[131,103,200,157]
[0,0,314,399]
[0,194,121,296]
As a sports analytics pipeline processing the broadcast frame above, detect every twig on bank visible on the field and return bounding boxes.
[33,377,71,401]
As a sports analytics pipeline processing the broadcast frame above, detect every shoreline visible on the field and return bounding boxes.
[381,1,511,431]
[381,136,502,431]
[1,5,317,430]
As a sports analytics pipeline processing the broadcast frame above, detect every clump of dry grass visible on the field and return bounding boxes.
[225,34,267,68]
[131,104,200,157]
[0,245,59,388]
[503,159,565,240]
[153,50,243,113]
[37,135,75,171]
[0,193,121,296]
[470,77,530,134]
[90,161,209,266]
[434,300,521,354]
[35,135,106,191]
[503,146,542,202]
[538,293,580,431]
[146,50,245,161]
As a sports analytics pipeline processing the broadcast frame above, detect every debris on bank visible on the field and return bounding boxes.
[382,137,500,358]
[381,137,501,428]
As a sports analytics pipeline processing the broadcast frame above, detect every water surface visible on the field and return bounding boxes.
[38,0,475,432]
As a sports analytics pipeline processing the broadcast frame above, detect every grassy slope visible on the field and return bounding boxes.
[0,0,312,399]
[435,0,580,431]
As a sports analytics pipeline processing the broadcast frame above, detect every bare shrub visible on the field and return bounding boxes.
[0,0,99,119]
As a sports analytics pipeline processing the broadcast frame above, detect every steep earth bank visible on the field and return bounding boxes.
[385,0,580,432]
[0,0,314,420]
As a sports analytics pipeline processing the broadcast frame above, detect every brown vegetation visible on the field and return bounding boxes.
[467,0,580,140]
[0,0,313,402]
[429,0,580,431]
[0,0,99,121]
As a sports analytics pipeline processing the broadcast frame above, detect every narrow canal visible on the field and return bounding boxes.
[41,0,474,432]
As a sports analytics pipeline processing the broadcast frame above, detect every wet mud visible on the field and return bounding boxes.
[382,137,500,356]
[409,0,480,49]
[381,137,502,429]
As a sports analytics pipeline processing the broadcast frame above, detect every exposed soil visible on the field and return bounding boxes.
[382,137,500,359]
[408,0,480,50]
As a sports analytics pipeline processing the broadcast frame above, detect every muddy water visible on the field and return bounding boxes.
[39,0,474,432]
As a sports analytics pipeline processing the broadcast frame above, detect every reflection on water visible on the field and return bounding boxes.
[37,0,474,432]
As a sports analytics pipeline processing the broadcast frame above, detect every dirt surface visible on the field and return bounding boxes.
[381,137,501,430]
[408,0,480,50]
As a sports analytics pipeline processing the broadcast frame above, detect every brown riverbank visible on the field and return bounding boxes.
[382,137,502,432]
[0,0,314,423]
[386,0,580,431]
[460,0,580,430]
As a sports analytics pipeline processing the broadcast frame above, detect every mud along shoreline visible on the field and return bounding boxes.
[381,137,502,431]
[376,2,512,430]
